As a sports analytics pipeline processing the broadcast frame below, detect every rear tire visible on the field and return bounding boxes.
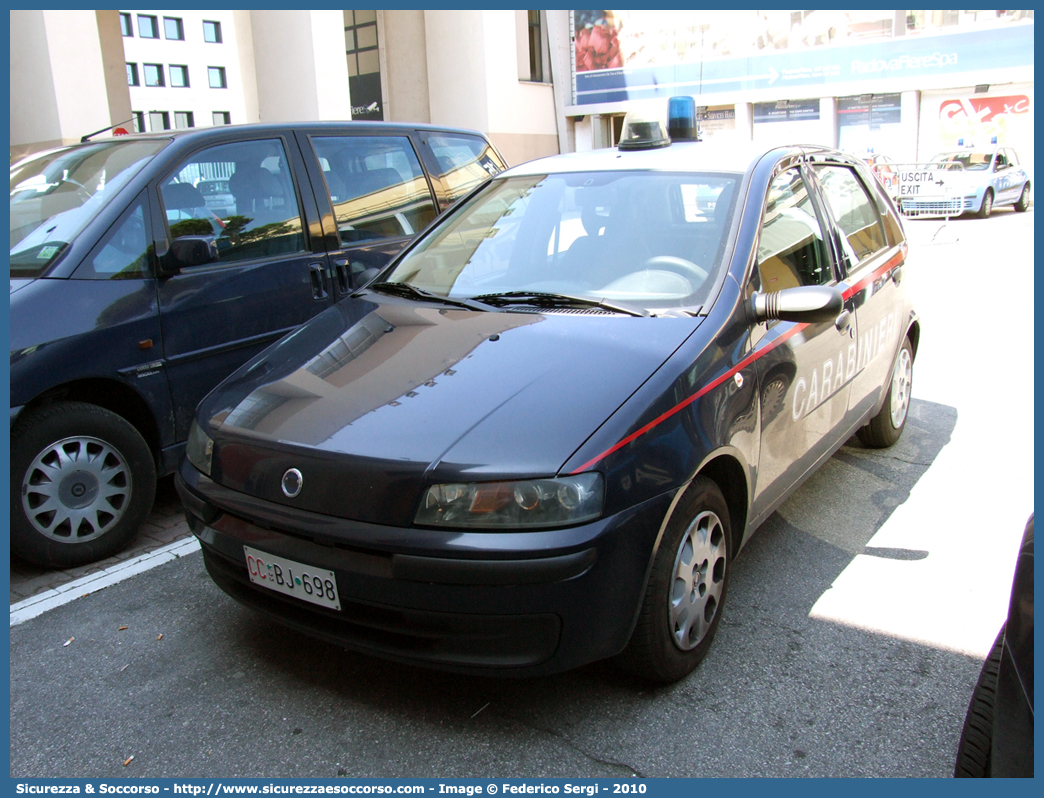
[615,477,732,684]
[1014,183,1030,212]
[858,336,913,449]
[954,628,1003,777]
[11,402,156,567]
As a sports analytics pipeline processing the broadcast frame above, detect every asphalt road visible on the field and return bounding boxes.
[9,206,1033,778]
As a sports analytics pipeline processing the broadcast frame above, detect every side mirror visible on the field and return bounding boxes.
[160,236,216,276]
[354,266,381,289]
[752,285,844,324]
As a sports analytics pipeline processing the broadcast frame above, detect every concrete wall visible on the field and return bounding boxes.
[381,9,430,124]
[250,10,351,123]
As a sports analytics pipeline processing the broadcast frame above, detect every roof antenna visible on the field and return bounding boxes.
[81,116,137,143]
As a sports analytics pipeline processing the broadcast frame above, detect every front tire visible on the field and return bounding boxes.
[977,189,994,219]
[616,477,732,684]
[954,629,1003,777]
[11,402,156,567]
[858,336,913,449]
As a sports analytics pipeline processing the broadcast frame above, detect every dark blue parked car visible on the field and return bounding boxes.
[177,108,920,682]
[10,122,506,567]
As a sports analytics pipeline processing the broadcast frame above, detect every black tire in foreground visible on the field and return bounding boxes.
[11,401,157,567]
[858,336,914,449]
[954,628,1004,777]
[616,476,732,684]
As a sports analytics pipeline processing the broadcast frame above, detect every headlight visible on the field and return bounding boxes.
[186,419,214,476]
[415,473,604,529]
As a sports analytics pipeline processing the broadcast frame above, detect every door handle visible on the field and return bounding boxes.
[308,263,328,300]
[891,265,903,286]
[332,258,350,295]
[835,309,853,336]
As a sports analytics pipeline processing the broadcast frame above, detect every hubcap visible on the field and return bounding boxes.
[889,348,913,429]
[21,435,132,543]
[669,509,727,651]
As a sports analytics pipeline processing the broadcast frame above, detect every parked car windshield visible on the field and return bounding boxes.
[10,139,168,278]
[930,151,993,171]
[383,171,739,312]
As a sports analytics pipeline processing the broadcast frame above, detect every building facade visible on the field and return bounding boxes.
[9,9,1035,172]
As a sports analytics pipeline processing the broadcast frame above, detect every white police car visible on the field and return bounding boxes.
[177,98,920,682]
[900,146,1031,218]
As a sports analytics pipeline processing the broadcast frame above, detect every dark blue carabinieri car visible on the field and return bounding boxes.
[177,108,920,682]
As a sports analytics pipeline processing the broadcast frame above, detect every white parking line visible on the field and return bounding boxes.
[10,537,201,627]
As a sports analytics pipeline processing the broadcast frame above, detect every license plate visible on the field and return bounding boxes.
[243,546,341,611]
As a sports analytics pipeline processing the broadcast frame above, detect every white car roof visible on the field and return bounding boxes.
[502,141,799,177]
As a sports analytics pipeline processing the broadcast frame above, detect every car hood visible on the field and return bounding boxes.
[201,294,700,525]
[10,279,34,295]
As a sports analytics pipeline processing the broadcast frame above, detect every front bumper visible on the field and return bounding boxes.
[176,462,674,676]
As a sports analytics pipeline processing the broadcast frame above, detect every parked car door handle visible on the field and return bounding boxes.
[892,265,903,286]
[835,309,853,337]
[308,263,329,300]
[332,258,351,295]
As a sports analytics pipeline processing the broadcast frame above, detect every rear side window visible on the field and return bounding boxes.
[813,165,887,266]
[160,139,306,265]
[426,134,506,205]
[757,168,832,291]
[311,135,437,245]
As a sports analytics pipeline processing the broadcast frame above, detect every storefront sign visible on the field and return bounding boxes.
[753,99,820,123]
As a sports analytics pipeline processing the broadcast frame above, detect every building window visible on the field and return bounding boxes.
[527,11,543,82]
[174,112,195,130]
[343,10,379,78]
[208,66,227,88]
[132,112,145,133]
[170,65,189,88]
[212,111,231,126]
[126,63,139,87]
[120,13,133,37]
[138,15,158,39]
[143,63,165,87]
[203,20,222,43]
[163,16,184,41]
[148,111,170,132]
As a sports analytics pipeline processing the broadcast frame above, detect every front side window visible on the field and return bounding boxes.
[76,197,151,280]
[813,165,887,266]
[161,139,305,266]
[143,63,164,87]
[311,136,437,245]
[384,171,739,311]
[203,20,222,43]
[756,168,832,291]
[138,15,158,38]
[208,66,227,88]
[10,140,167,277]
[426,134,506,206]
[163,16,184,40]
[170,65,189,88]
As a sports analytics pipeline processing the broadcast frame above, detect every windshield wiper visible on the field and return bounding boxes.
[471,291,649,317]
[361,281,494,312]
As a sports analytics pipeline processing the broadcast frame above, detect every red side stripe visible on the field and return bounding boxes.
[569,249,906,474]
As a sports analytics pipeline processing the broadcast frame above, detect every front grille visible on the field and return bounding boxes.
[900,198,963,218]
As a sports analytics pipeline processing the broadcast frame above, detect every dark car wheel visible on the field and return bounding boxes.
[11,402,156,568]
[955,628,1004,777]
[977,188,994,219]
[858,336,913,449]
[1014,183,1030,212]
[616,476,732,684]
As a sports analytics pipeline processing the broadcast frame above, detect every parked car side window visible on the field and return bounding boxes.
[160,139,305,266]
[311,136,436,245]
[756,168,832,292]
[75,197,151,280]
[427,134,506,204]
[813,165,887,266]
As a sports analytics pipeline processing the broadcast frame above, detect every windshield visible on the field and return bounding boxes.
[383,171,739,312]
[930,152,993,171]
[10,140,167,278]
